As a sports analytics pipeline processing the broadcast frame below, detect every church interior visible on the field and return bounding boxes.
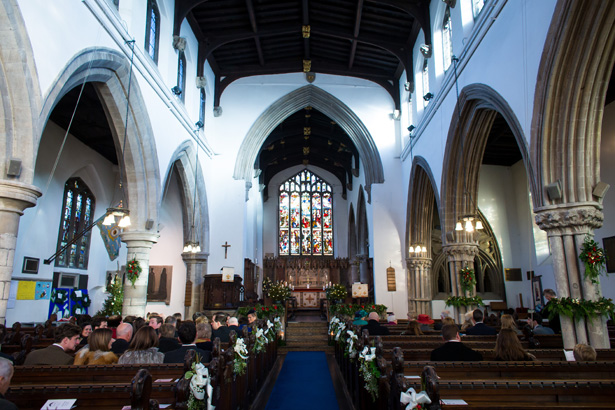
[1,0,615,407]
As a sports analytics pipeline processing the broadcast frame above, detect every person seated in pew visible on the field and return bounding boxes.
[499,314,522,335]
[0,358,17,410]
[387,312,398,324]
[434,310,451,330]
[430,324,483,361]
[442,317,457,327]
[401,320,424,335]
[352,310,368,326]
[111,322,133,355]
[573,343,597,361]
[211,312,231,343]
[73,328,118,365]
[530,312,555,335]
[361,312,390,336]
[24,323,82,365]
[118,326,164,364]
[158,323,181,353]
[465,309,498,335]
[494,328,535,361]
[91,315,108,330]
[542,288,561,334]
[77,322,92,349]
[460,311,474,333]
[228,317,241,334]
[164,322,211,364]
[416,314,435,331]
[195,322,213,352]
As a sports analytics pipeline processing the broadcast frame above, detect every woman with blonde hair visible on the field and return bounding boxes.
[494,328,534,361]
[118,326,164,364]
[460,311,474,333]
[499,314,521,335]
[74,328,118,365]
[401,320,424,335]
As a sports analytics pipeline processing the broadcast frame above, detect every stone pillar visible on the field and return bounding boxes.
[0,180,41,324]
[442,243,479,323]
[357,253,369,284]
[406,257,432,317]
[120,231,159,318]
[182,251,208,319]
[535,205,610,349]
[349,258,360,284]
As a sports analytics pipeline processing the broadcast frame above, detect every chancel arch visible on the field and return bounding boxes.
[530,0,615,349]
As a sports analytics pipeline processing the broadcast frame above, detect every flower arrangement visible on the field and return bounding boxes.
[579,235,607,284]
[445,295,484,308]
[326,283,348,301]
[329,303,387,318]
[126,259,142,287]
[542,296,615,321]
[233,338,249,376]
[237,304,284,319]
[345,329,358,359]
[267,281,292,302]
[262,277,273,294]
[183,358,213,410]
[400,387,432,409]
[459,266,476,294]
[252,327,268,354]
[358,346,381,401]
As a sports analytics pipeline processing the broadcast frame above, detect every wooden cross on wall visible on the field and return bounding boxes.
[222,241,231,259]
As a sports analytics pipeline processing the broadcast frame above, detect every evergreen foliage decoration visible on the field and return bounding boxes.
[445,295,484,308]
[97,274,124,316]
[326,283,348,301]
[126,258,142,287]
[542,296,615,321]
[579,235,607,284]
[459,266,476,294]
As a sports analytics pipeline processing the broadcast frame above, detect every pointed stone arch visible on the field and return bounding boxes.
[39,47,161,230]
[234,85,384,202]
[356,186,369,256]
[348,203,358,260]
[441,83,534,238]
[531,0,615,209]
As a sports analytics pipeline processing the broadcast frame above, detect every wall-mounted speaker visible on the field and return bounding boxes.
[593,181,610,199]
[545,180,562,200]
[7,158,21,177]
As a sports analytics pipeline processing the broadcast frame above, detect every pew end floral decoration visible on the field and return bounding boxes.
[358,346,381,401]
[459,266,476,294]
[400,387,431,410]
[233,338,249,376]
[126,258,142,287]
[184,358,213,410]
[579,235,607,284]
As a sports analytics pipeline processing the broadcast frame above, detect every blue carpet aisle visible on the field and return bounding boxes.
[265,351,340,410]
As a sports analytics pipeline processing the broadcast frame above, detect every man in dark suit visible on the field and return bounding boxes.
[111,322,133,355]
[228,317,241,335]
[430,324,483,361]
[164,322,211,364]
[360,312,390,336]
[464,309,497,335]
[24,323,81,365]
[542,288,561,334]
[211,312,231,343]
[158,323,181,353]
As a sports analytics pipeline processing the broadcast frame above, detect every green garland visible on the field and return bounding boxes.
[459,266,477,294]
[329,303,387,318]
[237,304,285,319]
[445,295,484,308]
[542,296,615,321]
[126,259,141,287]
[579,236,607,284]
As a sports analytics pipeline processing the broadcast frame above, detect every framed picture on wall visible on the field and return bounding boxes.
[531,275,544,310]
[146,265,173,305]
[602,236,615,273]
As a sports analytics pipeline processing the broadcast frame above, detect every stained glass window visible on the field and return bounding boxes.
[279,170,333,256]
[56,178,95,269]
[145,0,160,63]
[442,7,453,71]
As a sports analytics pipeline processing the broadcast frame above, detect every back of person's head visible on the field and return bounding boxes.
[228,317,239,326]
[76,314,92,327]
[54,323,81,343]
[192,311,204,322]
[178,322,197,344]
[116,322,133,339]
[133,317,146,332]
[88,328,113,352]
[107,315,122,328]
[0,358,14,395]
[173,312,182,320]
[406,320,423,335]
[129,326,159,351]
[495,328,527,360]
[214,312,227,324]
[149,315,163,325]
[472,309,484,323]
[196,322,212,339]
[368,312,380,321]
[91,316,108,329]
[123,315,136,324]
[160,323,176,339]
[164,316,177,326]
[532,312,544,325]
[543,288,557,298]
[500,314,517,330]
[441,324,458,341]
[573,343,597,361]
[195,315,209,325]
[442,317,456,326]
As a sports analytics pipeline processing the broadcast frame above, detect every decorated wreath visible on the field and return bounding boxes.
[126,258,142,287]
[579,235,607,284]
[459,266,477,294]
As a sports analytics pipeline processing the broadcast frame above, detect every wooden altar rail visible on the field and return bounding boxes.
[7,326,279,410]
[332,327,615,410]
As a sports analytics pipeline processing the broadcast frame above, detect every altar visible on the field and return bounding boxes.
[290,289,326,309]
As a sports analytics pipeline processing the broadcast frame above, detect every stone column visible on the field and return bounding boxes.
[535,205,610,349]
[406,257,432,317]
[442,243,479,323]
[357,253,369,284]
[0,180,41,324]
[182,251,208,319]
[349,258,360,284]
[120,231,159,318]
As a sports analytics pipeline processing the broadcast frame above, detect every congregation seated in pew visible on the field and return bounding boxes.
[111,322,133,355]
[430,324,483,361]
[464,309,498,335]
[494,328,535,361]
[24,323,81,365]
[361,312,390,335]
[118,326,164,364]
[158,323,181,353]
[73,328,118,365]
[164,322,211,364]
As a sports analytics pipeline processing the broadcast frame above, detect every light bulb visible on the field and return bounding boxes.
[119,215,131,227]
[409,246,415,253]
[194,244,201,253]
[415,246,421,254]
[421,246,427,253]
[455,221,463,231]
[102,213,115,226]
[465,219,474,232]
[475,221,483,230]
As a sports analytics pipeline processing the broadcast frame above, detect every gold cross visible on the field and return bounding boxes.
[222,241,231,259]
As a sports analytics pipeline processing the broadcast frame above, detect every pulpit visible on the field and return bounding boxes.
[203,274,243,309]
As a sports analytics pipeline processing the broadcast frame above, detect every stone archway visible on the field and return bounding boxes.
[165,140,209,318]
[234,85,384,202]
[530,0,615,348]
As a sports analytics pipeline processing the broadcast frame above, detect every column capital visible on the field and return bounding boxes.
[182,251,209,263]
[441,243,478,262]
[405,257,431,269]
[120,231,160,248]
[0,180,42,215]
[534,205,603,236]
